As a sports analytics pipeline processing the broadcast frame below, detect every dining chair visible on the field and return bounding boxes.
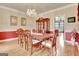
[51,29,59,56]
[50,34,57,56]
[42,29,59,56]
[16,28,24,47]
[23,30,31,51]
[23,30,32,55]
[24,29,43,55]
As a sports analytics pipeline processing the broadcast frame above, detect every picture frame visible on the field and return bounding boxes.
[10,16,18,26]
[68,17,76,23]
[21,17,26,26]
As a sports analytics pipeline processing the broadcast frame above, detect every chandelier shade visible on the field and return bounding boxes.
[26,9,37,17]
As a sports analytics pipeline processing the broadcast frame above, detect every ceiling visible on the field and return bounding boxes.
[0,3,71,14]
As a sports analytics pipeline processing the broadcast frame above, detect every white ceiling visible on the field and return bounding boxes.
[0,3,71,14]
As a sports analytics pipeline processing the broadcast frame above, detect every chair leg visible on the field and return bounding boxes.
[27,44,28,51]
[25,42,28,51]
[25,42,26,49]
[20,41,23,48]
[50,47,53,56]
[20,41,21,46]
[18,39,19,44]
[55,46,57,56]
[28,47,32,56]
[21,43,23,47]
[50,46,57,56]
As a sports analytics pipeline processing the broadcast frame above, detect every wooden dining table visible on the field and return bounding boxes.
[32,33,54,41]
[31,33,54,46]
[26,32,55,55]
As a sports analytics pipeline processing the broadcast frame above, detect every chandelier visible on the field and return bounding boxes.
[26,9,37,18]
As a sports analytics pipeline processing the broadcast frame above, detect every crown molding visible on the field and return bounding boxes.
[38,4,77,16]
[0,5,25,14]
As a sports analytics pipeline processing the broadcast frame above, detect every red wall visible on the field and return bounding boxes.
[65,32,79,42]
[0,31,17,40]
[65,32,71,41]
[0,31,79,42]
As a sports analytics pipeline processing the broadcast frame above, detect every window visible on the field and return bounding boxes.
[54,16,64,33]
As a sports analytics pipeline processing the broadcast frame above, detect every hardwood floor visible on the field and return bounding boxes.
[1,33,79,56]
[0,33,64,56]
[0,40,51,56]
[64,42,79,56]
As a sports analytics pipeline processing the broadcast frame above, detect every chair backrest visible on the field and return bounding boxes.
[24,30,32,46]
[54,29,59,37]
[16,28,24,36]
[16,28,24,46]
[23,30,32,55]
[32,29,37,33]
[50,29,59,47]
[50,36,57,47]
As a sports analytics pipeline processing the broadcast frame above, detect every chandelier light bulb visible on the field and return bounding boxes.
[26,9,37,17]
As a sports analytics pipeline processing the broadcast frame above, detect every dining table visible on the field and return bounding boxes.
[31,32,54,47]
[27,32,55,55]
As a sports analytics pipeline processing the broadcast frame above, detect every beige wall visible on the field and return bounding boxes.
[0,6,36,31]
[38,4,78,32]
[0,4,78,32]
[26,17,36,30]
[0,7,25,31]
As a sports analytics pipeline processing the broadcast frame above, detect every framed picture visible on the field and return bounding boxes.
[21,17,26,26]
[10,16,18,26]
[68,17,76,23]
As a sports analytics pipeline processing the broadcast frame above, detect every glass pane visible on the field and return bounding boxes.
[55,25,59,28]
[55,16,60,21]
[60,24,64,26]
[54,23,59,28]
[60,22,64,24]
[60,25,64,31]
[61,25,64,27]
[54,16,64,33]
[60,16,64,21]
[55,22,59,25]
